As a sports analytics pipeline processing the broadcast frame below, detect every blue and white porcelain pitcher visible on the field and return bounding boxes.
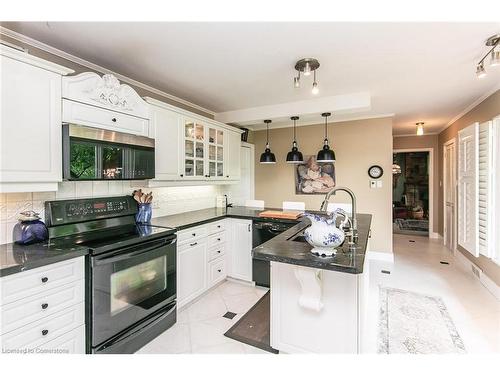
[302,209,347,256]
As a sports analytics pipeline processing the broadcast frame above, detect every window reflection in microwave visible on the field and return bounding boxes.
[110,256,167,316]
[102,146,123,179]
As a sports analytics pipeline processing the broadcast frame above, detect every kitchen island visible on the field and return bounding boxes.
[253,214,372,354]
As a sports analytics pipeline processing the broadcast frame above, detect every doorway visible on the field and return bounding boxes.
[443,139,457,252]
[392,149,433,237]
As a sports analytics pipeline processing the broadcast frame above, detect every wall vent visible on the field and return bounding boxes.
[471,264,482,279]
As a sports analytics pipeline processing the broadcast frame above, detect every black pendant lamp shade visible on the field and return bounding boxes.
[286,116,304,163]
[260,119,276,164]
[317,112,336,163]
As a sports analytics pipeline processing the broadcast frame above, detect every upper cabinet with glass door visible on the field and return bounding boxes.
[207,126,225,179]
[183,119,206,179]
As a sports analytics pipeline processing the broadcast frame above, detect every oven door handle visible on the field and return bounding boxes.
[94,237,176,265]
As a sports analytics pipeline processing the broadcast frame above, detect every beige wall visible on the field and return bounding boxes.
[0,34,213,118]
[393,134,439,233]
[254,117,394,253]
[438,89,500,286]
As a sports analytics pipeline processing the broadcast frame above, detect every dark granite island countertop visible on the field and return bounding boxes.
[252,213,372,274]
[0,241,89,278]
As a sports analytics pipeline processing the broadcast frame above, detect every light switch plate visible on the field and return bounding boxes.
[370,180,377,189]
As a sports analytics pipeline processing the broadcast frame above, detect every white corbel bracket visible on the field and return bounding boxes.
[293,266,324,312]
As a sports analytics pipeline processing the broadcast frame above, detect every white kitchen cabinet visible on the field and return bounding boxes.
[227,219,253,282]
[177,240,207,308]
[0,45,73,193]
[146,99,182,180]
[225,130,242,180]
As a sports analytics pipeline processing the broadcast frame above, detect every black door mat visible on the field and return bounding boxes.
[224,291,278,354]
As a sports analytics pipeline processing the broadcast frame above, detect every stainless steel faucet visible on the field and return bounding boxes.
[320,187,358,238]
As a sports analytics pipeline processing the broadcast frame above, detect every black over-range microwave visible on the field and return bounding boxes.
[63,124,155,180]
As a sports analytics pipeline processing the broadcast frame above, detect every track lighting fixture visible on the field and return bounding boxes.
[475,34,500,79]
[294,58,320,94]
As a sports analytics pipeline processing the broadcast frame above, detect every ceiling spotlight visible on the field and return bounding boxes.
[476,63,487,78]
[416,122,424,136]
[475,34,500,78]
[311,71,319,94]
[294,75,300,88]
[294,58,320,94]
[490,50,500,67]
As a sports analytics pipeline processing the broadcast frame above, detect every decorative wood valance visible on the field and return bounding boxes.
[62,72,149,119]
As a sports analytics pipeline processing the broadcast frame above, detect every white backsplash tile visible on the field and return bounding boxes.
[56,181,76,199]
[92,181,109,197]
[0,183,222,244]
[75,181,93,197]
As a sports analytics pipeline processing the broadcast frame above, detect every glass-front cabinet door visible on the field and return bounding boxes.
[183,119,206,178]
[207,126,224,179]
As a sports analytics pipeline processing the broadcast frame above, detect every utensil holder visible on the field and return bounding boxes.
[136,203,152,224]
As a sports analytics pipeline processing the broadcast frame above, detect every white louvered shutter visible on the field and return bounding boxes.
[458,123,479,256]
[478,121,493,257]
[492,116,500,265]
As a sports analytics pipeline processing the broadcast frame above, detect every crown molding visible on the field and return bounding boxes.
[0,26,216,117]
[438,81,500,134]
[392,132,440,138]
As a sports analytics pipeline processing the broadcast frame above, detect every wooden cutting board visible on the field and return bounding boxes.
[258,210,302,220]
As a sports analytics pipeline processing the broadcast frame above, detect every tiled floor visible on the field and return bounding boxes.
[136,281,270,354]
[137,234,500,354]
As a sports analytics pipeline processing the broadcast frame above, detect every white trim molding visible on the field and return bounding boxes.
[0,26,216,117]
[367,251,394,263]
[393,147,435,238]
[454,250,500,301]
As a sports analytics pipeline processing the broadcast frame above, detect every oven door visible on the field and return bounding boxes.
[91,235,176,347]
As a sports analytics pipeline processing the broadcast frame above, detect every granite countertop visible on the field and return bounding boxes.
[252,214,372,274]
[1,206,371,277]
[0,241,89,278]
[150,206,297,230]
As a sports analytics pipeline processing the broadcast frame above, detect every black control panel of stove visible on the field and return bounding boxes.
[45,196,138,226]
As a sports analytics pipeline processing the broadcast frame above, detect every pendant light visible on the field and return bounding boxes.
[260,119,276,164]
[316,112,336,163]
[286,116,304,163]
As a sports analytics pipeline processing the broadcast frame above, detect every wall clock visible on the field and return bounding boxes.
[368,165,384,179]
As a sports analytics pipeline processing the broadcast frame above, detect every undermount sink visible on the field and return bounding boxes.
[291,233,308,243]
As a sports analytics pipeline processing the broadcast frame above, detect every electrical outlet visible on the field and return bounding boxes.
[377,180,383,188]
[152,201,160,209]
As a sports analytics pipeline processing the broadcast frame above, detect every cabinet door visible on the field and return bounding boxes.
[149,106,181,180]
[226,131,241,180]
[1,55,62,183]
[177,241,207,308]
[182,118,206,180]
[207,126,225,180]
[228,219,252,282]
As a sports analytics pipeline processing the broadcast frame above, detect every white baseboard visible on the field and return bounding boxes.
[454,250,500,300]
[367,250,394,263]
[429,232,442,239]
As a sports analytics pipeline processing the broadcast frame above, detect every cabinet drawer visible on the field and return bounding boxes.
[1,257,84,305]
[1,303,85,351]
[36,325,85,354]
[208,257,226,287]
[207,244,226,262]
[62,99,149,136]
[1,280,84,335]
[209,220,225,234]
[178,225,208,244]
[208,232,226,247]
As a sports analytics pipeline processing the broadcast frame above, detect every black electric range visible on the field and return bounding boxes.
[45,196,177,354]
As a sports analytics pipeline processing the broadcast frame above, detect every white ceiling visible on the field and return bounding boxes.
[2,22,500,135]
